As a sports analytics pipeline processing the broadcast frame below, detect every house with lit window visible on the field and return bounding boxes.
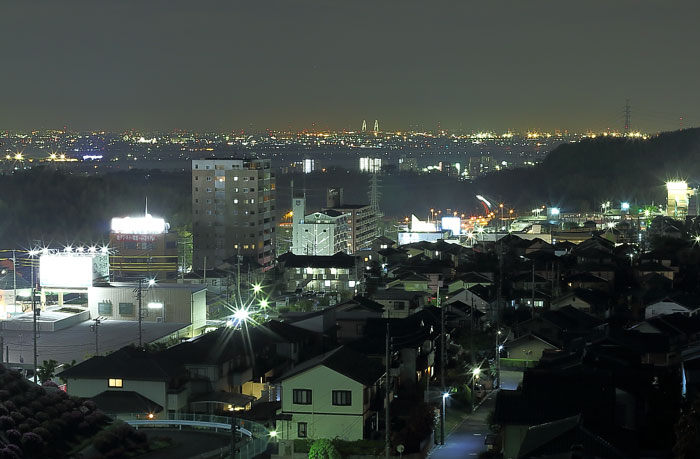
[274,346,385,449]
[277,252,361,294]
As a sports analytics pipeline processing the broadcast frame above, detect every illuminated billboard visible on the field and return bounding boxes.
[40,253,110,288]
[441,216,461,236]
[111,214,167,234]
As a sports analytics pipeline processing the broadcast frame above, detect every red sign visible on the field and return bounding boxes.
[114,234,157,242]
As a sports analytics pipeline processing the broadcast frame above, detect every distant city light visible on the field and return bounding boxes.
[621,202,630,211]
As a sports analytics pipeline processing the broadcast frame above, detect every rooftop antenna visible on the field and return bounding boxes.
[624,98,631,133]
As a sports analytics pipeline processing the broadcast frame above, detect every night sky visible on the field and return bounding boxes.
[2,1,699,133]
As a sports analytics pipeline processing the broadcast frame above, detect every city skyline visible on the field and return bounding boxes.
[2,1,700,133]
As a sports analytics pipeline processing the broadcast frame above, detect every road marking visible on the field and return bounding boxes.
[473,433,482,435]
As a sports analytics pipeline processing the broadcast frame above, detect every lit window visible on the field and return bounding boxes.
[108,378,123,388]
[234,176,239,181]
[234,199,239,204]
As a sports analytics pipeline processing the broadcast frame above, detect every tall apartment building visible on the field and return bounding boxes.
[192,158,275,270]
[324,188,377,254]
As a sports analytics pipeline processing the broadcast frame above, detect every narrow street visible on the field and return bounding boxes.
[428,371,523,458]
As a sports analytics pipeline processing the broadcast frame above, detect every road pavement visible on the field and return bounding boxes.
[428,371,523,458]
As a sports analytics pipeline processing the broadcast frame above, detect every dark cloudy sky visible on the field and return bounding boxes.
[1,1,699,133]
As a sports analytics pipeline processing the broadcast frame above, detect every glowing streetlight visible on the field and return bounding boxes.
[252,283,262,294]
[259,299,269,309]
[269,430,278,438]
[233,307,251,323]
[148,278,156,287]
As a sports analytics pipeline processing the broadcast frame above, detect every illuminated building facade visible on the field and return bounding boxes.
[109,215,178,281]
[324,189,377,254]
[666,181,695,218]
[192,158,275,270]
[291,195,350,256]
[359,157,382,174]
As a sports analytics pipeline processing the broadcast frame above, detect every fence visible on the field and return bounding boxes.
[499,358,537,369]
[120,412,271,459]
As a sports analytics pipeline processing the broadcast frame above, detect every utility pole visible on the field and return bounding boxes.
[439,281,446,445]
[531,260,536,318]
[32,285,37,384]
[12,250,17,313]
[496,231,503,389]
[385,322,391,459]
[137,279,143,347]
[0,336,3,364]
[230,417,239,459]
[91,318,101,355]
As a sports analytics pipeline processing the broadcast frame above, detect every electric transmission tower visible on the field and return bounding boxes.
[624,98,631,133]
[362,119,367,133]
[374,119,379,132]
[368,174,383,238]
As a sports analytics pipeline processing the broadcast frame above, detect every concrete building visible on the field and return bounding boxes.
[324,188,378,254]
[291,195,350,256]
[109,214,179,281]
[666,181,695,218]
[359,157,381,173]
[398,156,418,172]
[87,283,207,337]
[277,252,360,294]
[192,158,275,271]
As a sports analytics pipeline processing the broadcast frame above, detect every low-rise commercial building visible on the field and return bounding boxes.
[87,283,206,337]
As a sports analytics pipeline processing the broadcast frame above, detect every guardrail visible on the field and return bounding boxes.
[119,412,271,459]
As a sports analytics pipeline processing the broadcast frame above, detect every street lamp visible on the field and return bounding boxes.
[471,367,481,412]
[441,392,449,445]
[252,283,262,294]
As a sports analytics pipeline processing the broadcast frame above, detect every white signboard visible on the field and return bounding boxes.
[40,254,110,288]
[441,216,461,236]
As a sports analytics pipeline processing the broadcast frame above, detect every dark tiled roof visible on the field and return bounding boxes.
[565,272,609,283]
[91,390,163,414]
[371,288,428,301]
[326,203,370,210]
[275,346,384,385]
[58,346,180,381]
[494,369,616,427]
[518,415,626,459]
[542,306,605,331]
[456,271,493,284]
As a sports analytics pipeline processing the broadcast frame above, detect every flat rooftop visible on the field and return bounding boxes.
[0,320,188,365]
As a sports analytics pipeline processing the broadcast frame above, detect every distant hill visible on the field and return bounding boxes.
[474,127,700,211]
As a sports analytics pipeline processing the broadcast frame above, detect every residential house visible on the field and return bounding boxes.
[274,346,385,447]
